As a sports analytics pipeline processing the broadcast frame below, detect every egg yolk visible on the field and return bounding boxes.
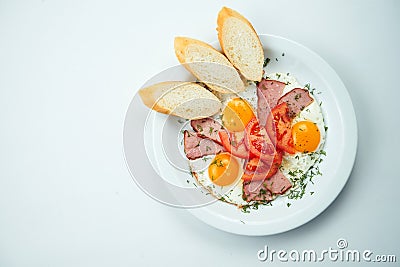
[222,98,254,132]
[292,121,321,153]
[208,153,239,186]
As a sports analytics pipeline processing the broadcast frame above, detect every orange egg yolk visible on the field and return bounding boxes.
[208,153,239,186]
[222,98,254,132]
[292,121,321,153]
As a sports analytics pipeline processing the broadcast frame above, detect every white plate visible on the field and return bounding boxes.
[123,34,357,236]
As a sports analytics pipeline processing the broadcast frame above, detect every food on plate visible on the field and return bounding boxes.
[292,121,321,153]
[217,7,264,82]
[208,152,240,186]
[138,6,327,211]
[138,81,221,120]
[221,97,255,132]
[174,37,245,93]
[185,72,326,209]
[257,79,286,126]
[183,130,225,160]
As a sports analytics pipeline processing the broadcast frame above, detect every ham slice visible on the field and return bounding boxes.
[242,180,274,202]
[257,79,286,126]
[183,130,225,160]
[263,170,292,194]
[242,170,292,201]
[191,117,223,144]
[277,88,314,118]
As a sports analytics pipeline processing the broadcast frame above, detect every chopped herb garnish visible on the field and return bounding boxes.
[240,200,272,213]
[209,127,214,135]
[282,52,285,56]
[202,157,210,162]
[287,203,291,207]
[211,159,224,167]
[263,58,271,67]
[196,124,203,131]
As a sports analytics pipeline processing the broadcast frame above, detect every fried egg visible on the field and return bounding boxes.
[269,72,326,188]
[189,153,249,206]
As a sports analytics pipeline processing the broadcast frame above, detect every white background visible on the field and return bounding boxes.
[1,0,399,266]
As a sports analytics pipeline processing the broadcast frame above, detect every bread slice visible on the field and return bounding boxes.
[217,7,264,82]
[139,81,222,120]
[174,37,245,94]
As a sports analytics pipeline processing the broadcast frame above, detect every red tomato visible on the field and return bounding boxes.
[266,102,296,154]
[246,118,276,162]
[219,130,250,159]
[241,153,282,181]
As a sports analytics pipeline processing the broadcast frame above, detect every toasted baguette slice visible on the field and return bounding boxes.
[174,37,245,94]
[217,7,264,82]
[139,81,222,120]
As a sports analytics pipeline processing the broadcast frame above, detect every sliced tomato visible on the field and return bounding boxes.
[218,130,250,159]
[241,153,282,182]
[266,102,296,154]
[246,118,276,162]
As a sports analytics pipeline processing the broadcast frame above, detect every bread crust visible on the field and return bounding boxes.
[217,7,264,81]
[174,36,245,93]
[138,81,222,119]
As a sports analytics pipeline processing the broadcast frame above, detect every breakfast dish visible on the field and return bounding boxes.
[139,7,326,211]
[127,6,357,235]
[181,72,326,210]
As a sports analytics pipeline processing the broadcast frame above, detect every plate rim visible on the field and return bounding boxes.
[185,33,358,236]
[123,33,358,236]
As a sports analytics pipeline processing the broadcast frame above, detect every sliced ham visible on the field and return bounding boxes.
[263,170,292,194]
[277,88,314,118]
[242,180,273,202]
[242,169,292,201]
[257,79,286,126]
[183,130,225,160]
[191,117,223,144]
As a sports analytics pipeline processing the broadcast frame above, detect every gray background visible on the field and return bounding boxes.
[0,0,399,266]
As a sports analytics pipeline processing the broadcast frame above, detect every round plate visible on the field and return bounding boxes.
[123,34,358,236]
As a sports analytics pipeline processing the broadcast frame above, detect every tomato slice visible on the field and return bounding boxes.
[218,130,250,159]
[266,102,296,154]
[246,118,276,162]
[241,153,282,181]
